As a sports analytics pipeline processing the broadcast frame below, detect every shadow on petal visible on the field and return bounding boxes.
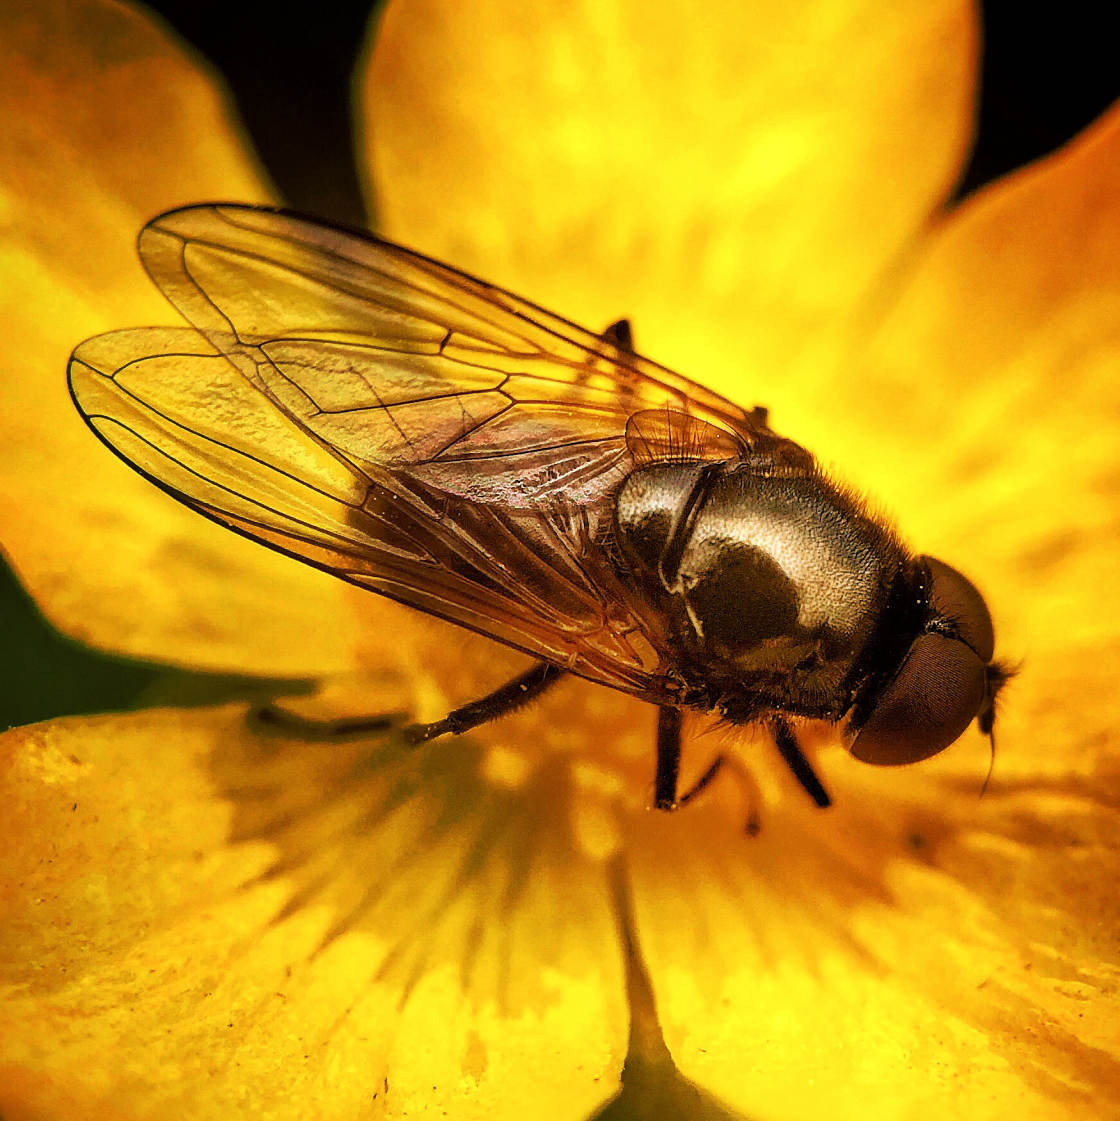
[212,713,625,1018]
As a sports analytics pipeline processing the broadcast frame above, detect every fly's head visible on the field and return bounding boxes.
[848,556,1012,766]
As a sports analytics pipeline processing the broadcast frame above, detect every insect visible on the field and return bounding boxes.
[68,204,1009,814]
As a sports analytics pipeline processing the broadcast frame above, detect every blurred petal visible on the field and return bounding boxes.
[360,0,975,396]
[0,0,378,675]
[0,702,629,1119]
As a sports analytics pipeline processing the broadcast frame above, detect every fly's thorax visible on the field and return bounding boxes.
[613,461,712,579]
[614,460,906,711]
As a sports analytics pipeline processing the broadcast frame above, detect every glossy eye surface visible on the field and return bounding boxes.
[849,556,995,765]
[849,633,987,764]
[922,555,995,661]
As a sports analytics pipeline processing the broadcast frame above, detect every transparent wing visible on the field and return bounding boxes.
[135,204,815,501]
[68,204,810,698]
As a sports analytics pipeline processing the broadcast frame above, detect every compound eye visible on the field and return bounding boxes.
[849,634,987,765]
[921,555,995,661]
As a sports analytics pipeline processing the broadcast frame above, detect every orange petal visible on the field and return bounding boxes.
[361,0,976,402]
[828,105,1120,781]
[0,0,381,675]
[0,704,629,1119]
[851,104,1120,653]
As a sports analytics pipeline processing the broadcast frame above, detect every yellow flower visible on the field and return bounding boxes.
[2,2,1119,1119]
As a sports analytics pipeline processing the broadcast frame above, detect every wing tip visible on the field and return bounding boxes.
[67,331,127,404]
[66,347,96,416]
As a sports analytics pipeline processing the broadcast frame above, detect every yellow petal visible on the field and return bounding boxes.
[620,104,1120,1121]
[6,668,1115,1118]
[360,10,1120,1105]
[0,0,379,675]
[9,5,1117,1116]
[0,704,629,1119]
[360,0,975,400]
[621,723,1120,1120]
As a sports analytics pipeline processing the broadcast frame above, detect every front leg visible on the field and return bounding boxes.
[771,717,832,807]
[653,705,684,810]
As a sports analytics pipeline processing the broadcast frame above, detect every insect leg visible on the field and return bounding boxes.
[771,718,832,807]
[676,754,764,834]
[653,705,683,810]
[251,705,399,738]
[404,660,565,744]
[677,754,723,806]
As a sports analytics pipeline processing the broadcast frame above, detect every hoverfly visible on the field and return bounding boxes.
[68,204,1009,813]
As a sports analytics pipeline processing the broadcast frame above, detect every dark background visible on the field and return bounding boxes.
[2,0,1116,729]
